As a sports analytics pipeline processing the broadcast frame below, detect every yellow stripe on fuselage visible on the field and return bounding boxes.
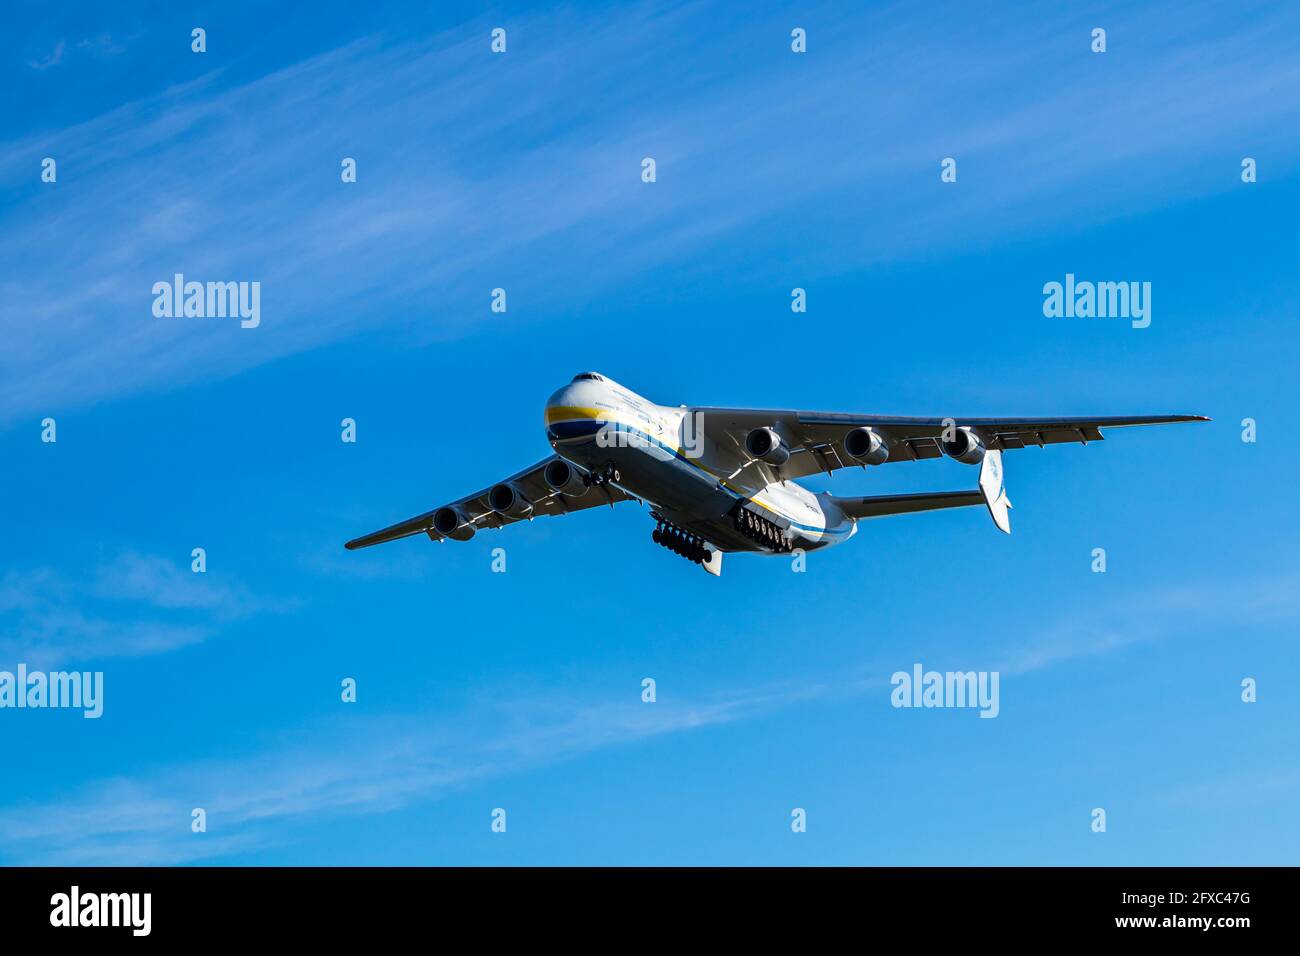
[544,405,614,424]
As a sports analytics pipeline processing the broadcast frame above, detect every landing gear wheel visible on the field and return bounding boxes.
[653,520,715,568]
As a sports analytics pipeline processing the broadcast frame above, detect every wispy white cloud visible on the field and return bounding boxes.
[0,681,826,864]
[92,551,293,618]
[75,33,128,57]
[26,39,65,70]
[994,569,1300,677]
[0,553,289,667]
[840,568,1300,688]
[3,2,1298,424]
[0,563,1291,863]
[25,33,127,71]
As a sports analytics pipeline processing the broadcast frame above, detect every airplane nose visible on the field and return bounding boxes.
[546,373,607,415]
[545,378,607,444]
[544,383,580,440]
[545,383,578,415]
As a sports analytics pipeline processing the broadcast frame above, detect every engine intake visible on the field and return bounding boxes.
[940,426,986,464]
[745,427,790,466]
[432,506,475,541]
[488,483,532,518]
[843,427,889,465]
[543,459,590,497]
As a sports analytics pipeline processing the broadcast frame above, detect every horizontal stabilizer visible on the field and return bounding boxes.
[831,489,985,520]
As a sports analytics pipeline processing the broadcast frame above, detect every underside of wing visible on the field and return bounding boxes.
[693,407,1209,480]
[345,456,634,550]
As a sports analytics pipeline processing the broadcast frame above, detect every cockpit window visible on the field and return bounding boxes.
[572,372,604,382]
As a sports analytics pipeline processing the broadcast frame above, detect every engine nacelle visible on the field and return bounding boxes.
[432,506,475,541]
[940,426,986,464]
[745,427,790,466]
[843,427,889,465]
[488,483,533,518]
[543,459,590,498]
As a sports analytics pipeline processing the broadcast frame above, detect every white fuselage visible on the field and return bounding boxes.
[544,375,855,554]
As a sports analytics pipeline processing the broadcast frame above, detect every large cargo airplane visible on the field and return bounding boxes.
[345,372,1208,576]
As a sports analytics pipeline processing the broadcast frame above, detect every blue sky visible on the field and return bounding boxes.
[1,0,1298,864]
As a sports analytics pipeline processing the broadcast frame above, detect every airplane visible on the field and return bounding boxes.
[345,372,1208,576]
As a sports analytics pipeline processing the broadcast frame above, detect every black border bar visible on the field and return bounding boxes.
[0,866,1278,941]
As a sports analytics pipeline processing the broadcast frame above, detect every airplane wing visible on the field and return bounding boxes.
[692,407,1209,481]
[344,456,634,550]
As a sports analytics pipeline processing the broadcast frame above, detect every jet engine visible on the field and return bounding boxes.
[432,506,476,541]
[745,427,790,466]
[488,483,533,518]
[843,427,889,465]
[940,426,986,464]
[543,459,590,497]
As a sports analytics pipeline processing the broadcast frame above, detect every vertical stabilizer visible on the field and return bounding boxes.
[979,449,1013,533]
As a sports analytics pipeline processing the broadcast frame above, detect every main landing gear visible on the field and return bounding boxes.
[732,506,793,553]
[652,520,711,565]
[591,464,622,486]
